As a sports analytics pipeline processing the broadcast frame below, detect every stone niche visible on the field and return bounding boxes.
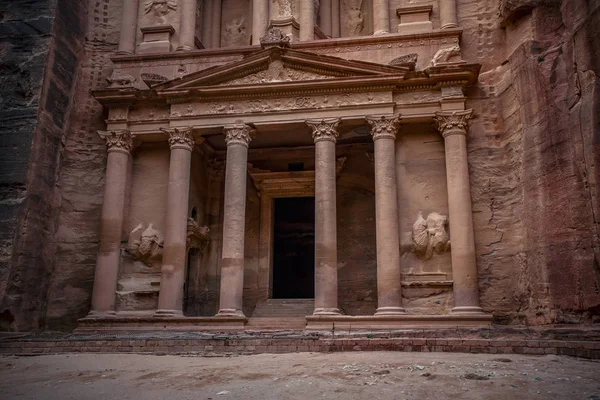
[396,123,452,314]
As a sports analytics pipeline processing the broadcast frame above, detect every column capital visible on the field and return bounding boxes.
[98,130,133,154]
[306,118,340,143]
[223,123,255,148]
[366,114,401,141]
[435,110,474,138]
[161,127,195,151]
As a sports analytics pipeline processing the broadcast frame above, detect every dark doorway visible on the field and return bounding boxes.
[272,197,315,299]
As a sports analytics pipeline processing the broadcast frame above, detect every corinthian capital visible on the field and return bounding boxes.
[98,130,133,154]
[366,115,401,141]
[434,110,474,138]
[306,118,340,144]
[161,127,194,150]
[223,123,255,148]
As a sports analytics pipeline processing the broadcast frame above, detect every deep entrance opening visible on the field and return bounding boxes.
[272,197,315,299]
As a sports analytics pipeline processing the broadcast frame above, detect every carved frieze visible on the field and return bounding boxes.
[412,212,450,260]
[223,61,329,86]
[170,92,390,117]
[129,105,170,122]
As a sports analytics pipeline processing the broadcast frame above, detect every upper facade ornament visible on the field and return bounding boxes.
[223,124,255,148]
[98,130,133,154]
[434,110,474,138]
[366,115,401,141]
[260,28,291,49]
[145,0,177,17]
[161,127,194,150]
[306,118,341,144]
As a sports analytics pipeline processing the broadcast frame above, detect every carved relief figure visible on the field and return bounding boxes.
[222,17,248,47]
[431,45,462,66]
[144,0,177,24]
[412,212,450,260]
[273,0,295,17]
[127,223,164,266]
[343,0,364,36]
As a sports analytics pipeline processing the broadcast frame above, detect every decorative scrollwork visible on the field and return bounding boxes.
[306,118,341,144]
[365,115,401,141]
[98,130,133,153]
[434,110,473,138]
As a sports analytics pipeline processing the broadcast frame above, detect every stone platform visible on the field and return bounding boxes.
[1,327,599,359]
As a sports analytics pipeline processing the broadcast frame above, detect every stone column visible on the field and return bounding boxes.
[306,118,341,315]
[216,124,254,317]
[331,0,340,37]
[177,0,198,50]
[299,0,315,41]
[117,0,140,54]
[202,0,214,47]
[439,0,458,29]
[252,0,269,45]
[372,0,390,35]
[211,0,222,47]
[89,130,133,317]
[435,110,482,313]
[366,116,405,315]
[155,127,194,317]
[320,0,332,36]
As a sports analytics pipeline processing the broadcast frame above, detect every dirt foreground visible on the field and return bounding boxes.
[0,352,599,399]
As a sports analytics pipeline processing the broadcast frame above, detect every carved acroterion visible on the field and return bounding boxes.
[260,28,291,48]
[431,45,461,66]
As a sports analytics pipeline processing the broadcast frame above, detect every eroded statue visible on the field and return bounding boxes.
[412,212,450,260]
[273,0,295,17]
[144,0,177,24]
[222,17,247,47]
[431,45,462,66]
[127,223,164,266]
[343,0,364,36]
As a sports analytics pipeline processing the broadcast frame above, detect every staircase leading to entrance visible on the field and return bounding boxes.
[252,299,315,317]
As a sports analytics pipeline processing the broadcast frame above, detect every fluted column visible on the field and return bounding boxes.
[88,130,133,317]
[216,124,254,317]
[211,0,222,47]
[440,0,458,29]
[373,0,390,35]
[320,0,332,36]
[435,110,482,314]
[155,127,194,317]
[117,0,140,54]
[366,116,405,315]
[299,0,315,41]
[306,118,341,315]
[252,0,269,45]
[177,0,198,50]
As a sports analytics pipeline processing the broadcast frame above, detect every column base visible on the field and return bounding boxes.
[313,307,341,316]
[85,310,117,318]
[175,45,193,51]
[440,23,459,29]
[154,309,184,318]
[375,307,406,316]
[373,30,390,36]
[451,306,485,314]
[216,308,246,318]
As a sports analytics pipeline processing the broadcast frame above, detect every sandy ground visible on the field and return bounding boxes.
[0,352,599,399]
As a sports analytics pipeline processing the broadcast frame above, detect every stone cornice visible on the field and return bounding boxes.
[306,118,341,144]
[434,110,474,138]
[366,115,401,141]
[161,127,195,150]
[98,130,133,154]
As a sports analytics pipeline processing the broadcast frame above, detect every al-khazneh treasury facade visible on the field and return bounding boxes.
[2,0,599,332]
[78,0,495,332]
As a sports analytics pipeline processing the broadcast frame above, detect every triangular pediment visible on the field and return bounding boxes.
[153,47,410,92]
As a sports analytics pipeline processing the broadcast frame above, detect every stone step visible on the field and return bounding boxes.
[252,299,314,318]
[246,317,307,330]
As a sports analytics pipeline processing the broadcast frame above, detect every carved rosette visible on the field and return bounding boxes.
[434,110,474,138]
[161,127,194,150]
[98,130,133,154]
[306,118,340,144]
[366,115,401,141]
[223,124,255,148]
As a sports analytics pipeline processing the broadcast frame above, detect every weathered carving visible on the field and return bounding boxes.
[187,218,210,252]
[141,73,168,87]
[336,157,347,177]
[161,127,194,150]
[306,118,340,143]
[98,130,133,153]
[260,28,291,48]
[412,212,450,260]
[434,110,474,138]
[127,223,164,266]
[106,73,136,88]
[431,45,461,66]
[224,61,328,85]
[342,0,364,37]
[273,0,295,17]
[222,16,248,47]
[366,115,401,141]
[145,0,177,23]
[207,158,225,180]
[389,53,418,66]
[223,123,255,147]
